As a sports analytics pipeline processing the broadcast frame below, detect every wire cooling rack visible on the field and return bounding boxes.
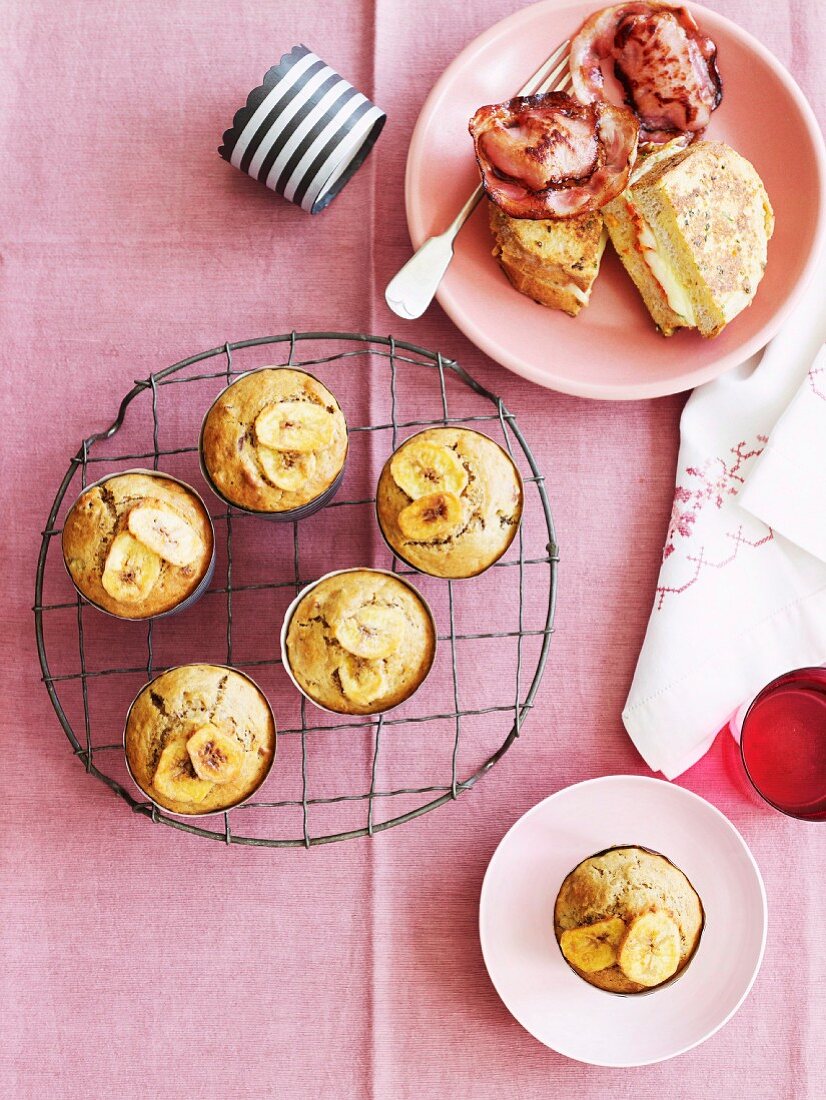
[35,333,559,847]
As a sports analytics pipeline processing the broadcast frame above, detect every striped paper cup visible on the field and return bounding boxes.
[219,46,386,213]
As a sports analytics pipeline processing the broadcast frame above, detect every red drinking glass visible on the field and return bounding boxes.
[740,667,826,821]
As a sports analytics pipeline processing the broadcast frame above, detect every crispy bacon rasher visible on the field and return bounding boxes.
[570,2,723,144]
[468,92,639,220]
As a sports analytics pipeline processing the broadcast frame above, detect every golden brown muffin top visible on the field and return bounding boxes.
[200,367,348,513]
[124,664,276,815]
[284,569,435,715]
[554,846,704,994]
[376,427,523,579]
[61,471,214,619]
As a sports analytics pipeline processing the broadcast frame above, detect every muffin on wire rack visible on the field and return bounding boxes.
[376,427,523,579]
[282,568,436,715]
[200,366,348,518]
[124,664,276,816]
[61,469,215,620]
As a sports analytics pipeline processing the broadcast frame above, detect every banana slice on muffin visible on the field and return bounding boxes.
[397,491,465,541]
[101,531,163,603]
[390,439,469,499]
[337,655,388,708]
[186,723,245,784]
[257,447,318,492]
[334,603,407,661]
[254,400,334,453]
[559,916,626,973]
[127,499,204,568]
[152,741,214,805]
[617,909,682,987]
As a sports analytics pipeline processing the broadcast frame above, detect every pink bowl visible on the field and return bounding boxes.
[406,0,826,400]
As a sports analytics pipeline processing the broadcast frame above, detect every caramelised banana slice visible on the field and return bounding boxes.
[398,491,463,541]
[186,724,244,784]
[254,400,333,453]
[101,531,162,602]
[152,741,213,804]
[334,604,407,660]
[390,439,468,500]
[559,916,626,973]
[617,909,682,987]
[258,446,318,492]
[337,655,387,706]
[127,499,203,567]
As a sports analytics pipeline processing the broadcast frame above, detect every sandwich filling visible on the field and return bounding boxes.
[626,200,695,324]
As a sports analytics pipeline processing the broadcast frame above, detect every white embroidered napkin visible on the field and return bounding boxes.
[623,259,826,779]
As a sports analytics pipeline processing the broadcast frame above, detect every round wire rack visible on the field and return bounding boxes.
[35,333,559,847]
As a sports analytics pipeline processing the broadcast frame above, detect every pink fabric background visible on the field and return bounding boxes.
[2,1,824,1096]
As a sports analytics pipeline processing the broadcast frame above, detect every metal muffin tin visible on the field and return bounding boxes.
[122,663,277,818]
[198,366,349,522]
[61,468,216,621]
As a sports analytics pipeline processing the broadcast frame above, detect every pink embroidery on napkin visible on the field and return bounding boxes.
[663,437,768,561]
[807,360,826,401]
[656,526,774,609]
[656,435,772,609]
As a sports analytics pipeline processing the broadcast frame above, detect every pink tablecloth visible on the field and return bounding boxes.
[2,1,824,1096]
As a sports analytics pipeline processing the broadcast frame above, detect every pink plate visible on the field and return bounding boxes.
[479,775,767,1065]
[406,0,826,399]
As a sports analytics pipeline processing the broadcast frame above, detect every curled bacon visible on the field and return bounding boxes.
[468,92,639,219]
[570,2,722,144]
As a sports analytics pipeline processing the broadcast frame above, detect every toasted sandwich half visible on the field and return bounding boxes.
[489,202,607,317]
[603,140,774,337]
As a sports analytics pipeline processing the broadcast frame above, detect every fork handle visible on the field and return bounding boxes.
[384,183,484,320]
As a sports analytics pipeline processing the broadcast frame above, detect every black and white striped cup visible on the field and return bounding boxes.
[219,46,386,214]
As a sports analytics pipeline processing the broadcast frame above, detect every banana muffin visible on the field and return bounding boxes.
[283,569,436,715]
[200,367,348,515]
[62,471,214,619]
[376,427,523,579]
[554,846,704,994]
[124,664,276,816]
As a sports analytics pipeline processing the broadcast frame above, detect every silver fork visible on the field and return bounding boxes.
[385,40,572,320]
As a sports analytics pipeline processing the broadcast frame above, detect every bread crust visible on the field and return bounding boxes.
[376,427,523,579]
[201,367,348,513]
[554,845,704,994]
[489,202,605,316]
[61,471,214,619]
